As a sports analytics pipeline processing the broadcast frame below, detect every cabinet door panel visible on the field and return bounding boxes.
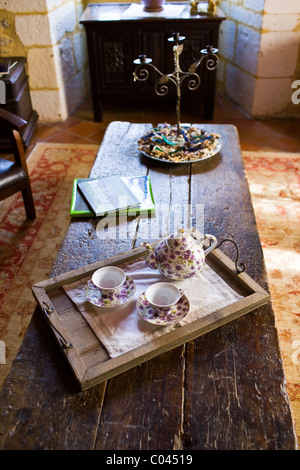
[97,28,134,91]
[135,29,165,92]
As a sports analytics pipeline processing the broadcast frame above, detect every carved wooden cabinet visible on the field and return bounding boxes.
[80,3,225,121]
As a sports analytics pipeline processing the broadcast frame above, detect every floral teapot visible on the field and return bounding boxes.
[141,228,217,280]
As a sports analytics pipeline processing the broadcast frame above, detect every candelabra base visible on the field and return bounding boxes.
[138,124,221,164]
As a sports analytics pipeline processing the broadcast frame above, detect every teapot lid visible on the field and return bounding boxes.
[167,228,194,251]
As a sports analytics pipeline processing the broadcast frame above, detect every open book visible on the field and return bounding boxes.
[70,175,155,217]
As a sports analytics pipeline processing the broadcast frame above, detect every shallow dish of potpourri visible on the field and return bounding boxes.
[138,123,221,163]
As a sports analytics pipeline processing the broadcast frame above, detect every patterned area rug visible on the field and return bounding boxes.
[0,143,98,388]
[0,144,299,445]
[243,151,300,445]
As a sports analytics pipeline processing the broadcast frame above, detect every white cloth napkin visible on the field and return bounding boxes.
[63,259,242,358]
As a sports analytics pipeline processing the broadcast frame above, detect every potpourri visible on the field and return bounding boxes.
[138,124,221,162]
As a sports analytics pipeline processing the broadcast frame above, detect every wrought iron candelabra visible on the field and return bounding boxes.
[133,32,219,136]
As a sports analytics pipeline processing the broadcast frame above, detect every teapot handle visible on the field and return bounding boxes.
[202,234,217,255]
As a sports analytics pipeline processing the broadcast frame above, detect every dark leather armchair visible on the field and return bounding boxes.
[0,108,36,219]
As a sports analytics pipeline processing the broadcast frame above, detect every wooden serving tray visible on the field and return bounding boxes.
[32,236,270,391]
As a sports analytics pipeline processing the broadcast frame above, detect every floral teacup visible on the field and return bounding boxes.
[144,282,183,315]
[92,266,126,297]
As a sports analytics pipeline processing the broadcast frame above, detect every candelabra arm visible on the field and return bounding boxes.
[134,62,177,96]
[180,71,201,91]
[133,62,152,82]
[133,38,219,138]
[203,52,219,70]
[155,73,177,96]
[134,61,164,81]
[196,47,219,71]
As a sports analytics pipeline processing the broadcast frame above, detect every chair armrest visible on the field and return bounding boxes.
[0,108,27,131]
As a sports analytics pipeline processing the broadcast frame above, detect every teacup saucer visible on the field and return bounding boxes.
[85,275,136,308]
[137,292,190,326]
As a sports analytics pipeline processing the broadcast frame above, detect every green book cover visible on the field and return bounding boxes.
[70,175,155,218]
[70,178,94,217]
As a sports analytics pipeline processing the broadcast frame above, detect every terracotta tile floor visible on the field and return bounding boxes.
[28,94,300,154]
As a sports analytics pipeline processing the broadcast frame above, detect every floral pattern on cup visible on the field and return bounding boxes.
[85,275,136,308]
[137,292,190,325]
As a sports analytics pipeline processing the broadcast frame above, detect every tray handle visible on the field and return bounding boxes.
[43,301,73,349]
[210,238,246,274]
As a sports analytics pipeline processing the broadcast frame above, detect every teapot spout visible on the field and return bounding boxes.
[141,242,158,270]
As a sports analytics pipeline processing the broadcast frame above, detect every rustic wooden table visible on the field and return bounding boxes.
[0,122,297,450]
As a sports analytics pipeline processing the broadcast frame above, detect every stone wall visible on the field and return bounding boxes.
[217,0,300,117]
[0,0,89,121]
